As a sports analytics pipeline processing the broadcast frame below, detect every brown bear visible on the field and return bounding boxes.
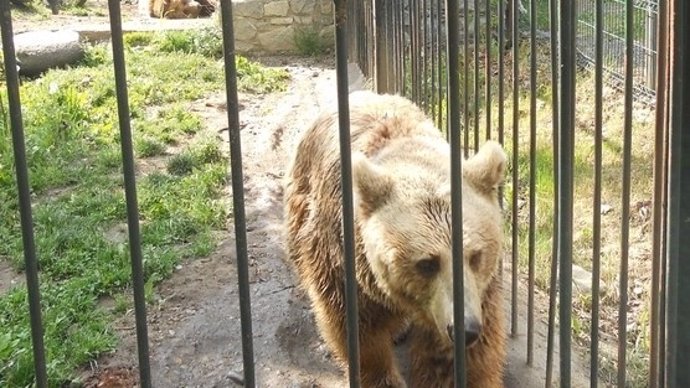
[148,0,215,19]
[283,90,507,388]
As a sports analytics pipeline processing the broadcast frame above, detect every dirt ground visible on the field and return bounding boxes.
[9,3,594,386]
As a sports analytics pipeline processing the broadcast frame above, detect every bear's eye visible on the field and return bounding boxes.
[469,251,482,270]
[416,255,440,277]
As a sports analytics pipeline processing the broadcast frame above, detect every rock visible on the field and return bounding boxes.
[14,30,84,76]
[289,0,315,14]
[270,17,294,25]
[264,0,290,17]
[571,264,592,296]
[319,0,333,14]
[293,15,312,24]
[233,18,258,41]
[233,0,264,18]
[601,203,613,214]
[555,263,606,299]
[257,25,295,52]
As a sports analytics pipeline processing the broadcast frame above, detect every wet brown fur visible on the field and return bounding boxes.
[283,91,507,387]
[148,0,215,19]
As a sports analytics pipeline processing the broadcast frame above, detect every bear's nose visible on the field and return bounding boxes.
[464,316,481,347]
[446,319,482,347]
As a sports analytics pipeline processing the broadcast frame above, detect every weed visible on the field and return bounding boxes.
[294,25,331,56]
[167,153,196,176]
[154,27,224,59]
[235,55,290,93]
[123,31,154,48]
[78,44,111,68]
[135,136,167,157]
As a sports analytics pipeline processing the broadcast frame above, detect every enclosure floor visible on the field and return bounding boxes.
[82,56,590,388]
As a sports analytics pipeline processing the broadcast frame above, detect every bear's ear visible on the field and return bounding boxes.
[352,152,394,215]
[462,140,507,195]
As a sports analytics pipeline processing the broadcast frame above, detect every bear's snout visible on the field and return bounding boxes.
[446,316,482,347]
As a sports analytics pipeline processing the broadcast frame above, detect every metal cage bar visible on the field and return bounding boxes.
[105,0,153,385]
[0,4,48,388]
[219,1,256,386]
[334,1,362,387]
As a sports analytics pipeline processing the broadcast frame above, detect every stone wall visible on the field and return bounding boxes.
[232,0,335,54]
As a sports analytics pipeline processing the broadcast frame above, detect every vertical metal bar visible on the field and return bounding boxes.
[410,0,415,101]
[496,0,505,212]
[665,1,690,385]
[388,1,394,92]
[106,1,152,386]
[419,0,429,109]
[446,0,467,385]
[399,0,405,94]
[416,0,423,105]
[617,0,635,384]
[650,0,669,386]
[658,24,672,388]
[510,0,520,339]
[498,0,505,147]
[430,0,437,123]
[484,0,491,141]
[526,0,537,367]
[589,0,603,385]
[436,0,444,129]
[463,0,470,154]
[473,0,479,152]
[334,1,361,386]
[544,0,560,384]
[390,0,404,94]
[219,1,256,386]
[375,0,387,93]
[558,0,576,384]
[0,5,48,388]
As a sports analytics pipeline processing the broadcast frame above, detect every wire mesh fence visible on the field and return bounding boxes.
[577,0,659,103]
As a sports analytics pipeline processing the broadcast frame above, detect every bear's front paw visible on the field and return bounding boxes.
[362,371,407,388]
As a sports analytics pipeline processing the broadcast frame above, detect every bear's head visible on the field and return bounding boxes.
[352,139,506,349]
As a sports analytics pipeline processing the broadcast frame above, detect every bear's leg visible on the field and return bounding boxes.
[408,327,505,388]
[465,335,505,388]
[358,329,407,388]
[408,327,453,388]
[312,300,406,388]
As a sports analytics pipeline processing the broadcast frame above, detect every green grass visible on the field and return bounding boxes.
[293,25,332,57]
[0,28,290,387]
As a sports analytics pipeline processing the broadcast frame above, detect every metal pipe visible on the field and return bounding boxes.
[0,4,48,387]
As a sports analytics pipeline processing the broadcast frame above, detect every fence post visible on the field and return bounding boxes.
[374,0,390,93]
[665,0,690,386]
[645,3,658,91]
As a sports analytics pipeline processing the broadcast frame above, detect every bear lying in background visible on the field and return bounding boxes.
[148,0,215,19]
[283,90,508,387]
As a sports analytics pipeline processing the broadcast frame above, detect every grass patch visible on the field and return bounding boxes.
[0,27,290,387]
[293,25,331,56]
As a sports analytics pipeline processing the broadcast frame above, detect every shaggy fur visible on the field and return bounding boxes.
[283,91,507,388]
[148,0,215,19]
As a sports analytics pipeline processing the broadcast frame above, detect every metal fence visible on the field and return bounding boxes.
[1,0,689,387]
[577,0,659,102]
